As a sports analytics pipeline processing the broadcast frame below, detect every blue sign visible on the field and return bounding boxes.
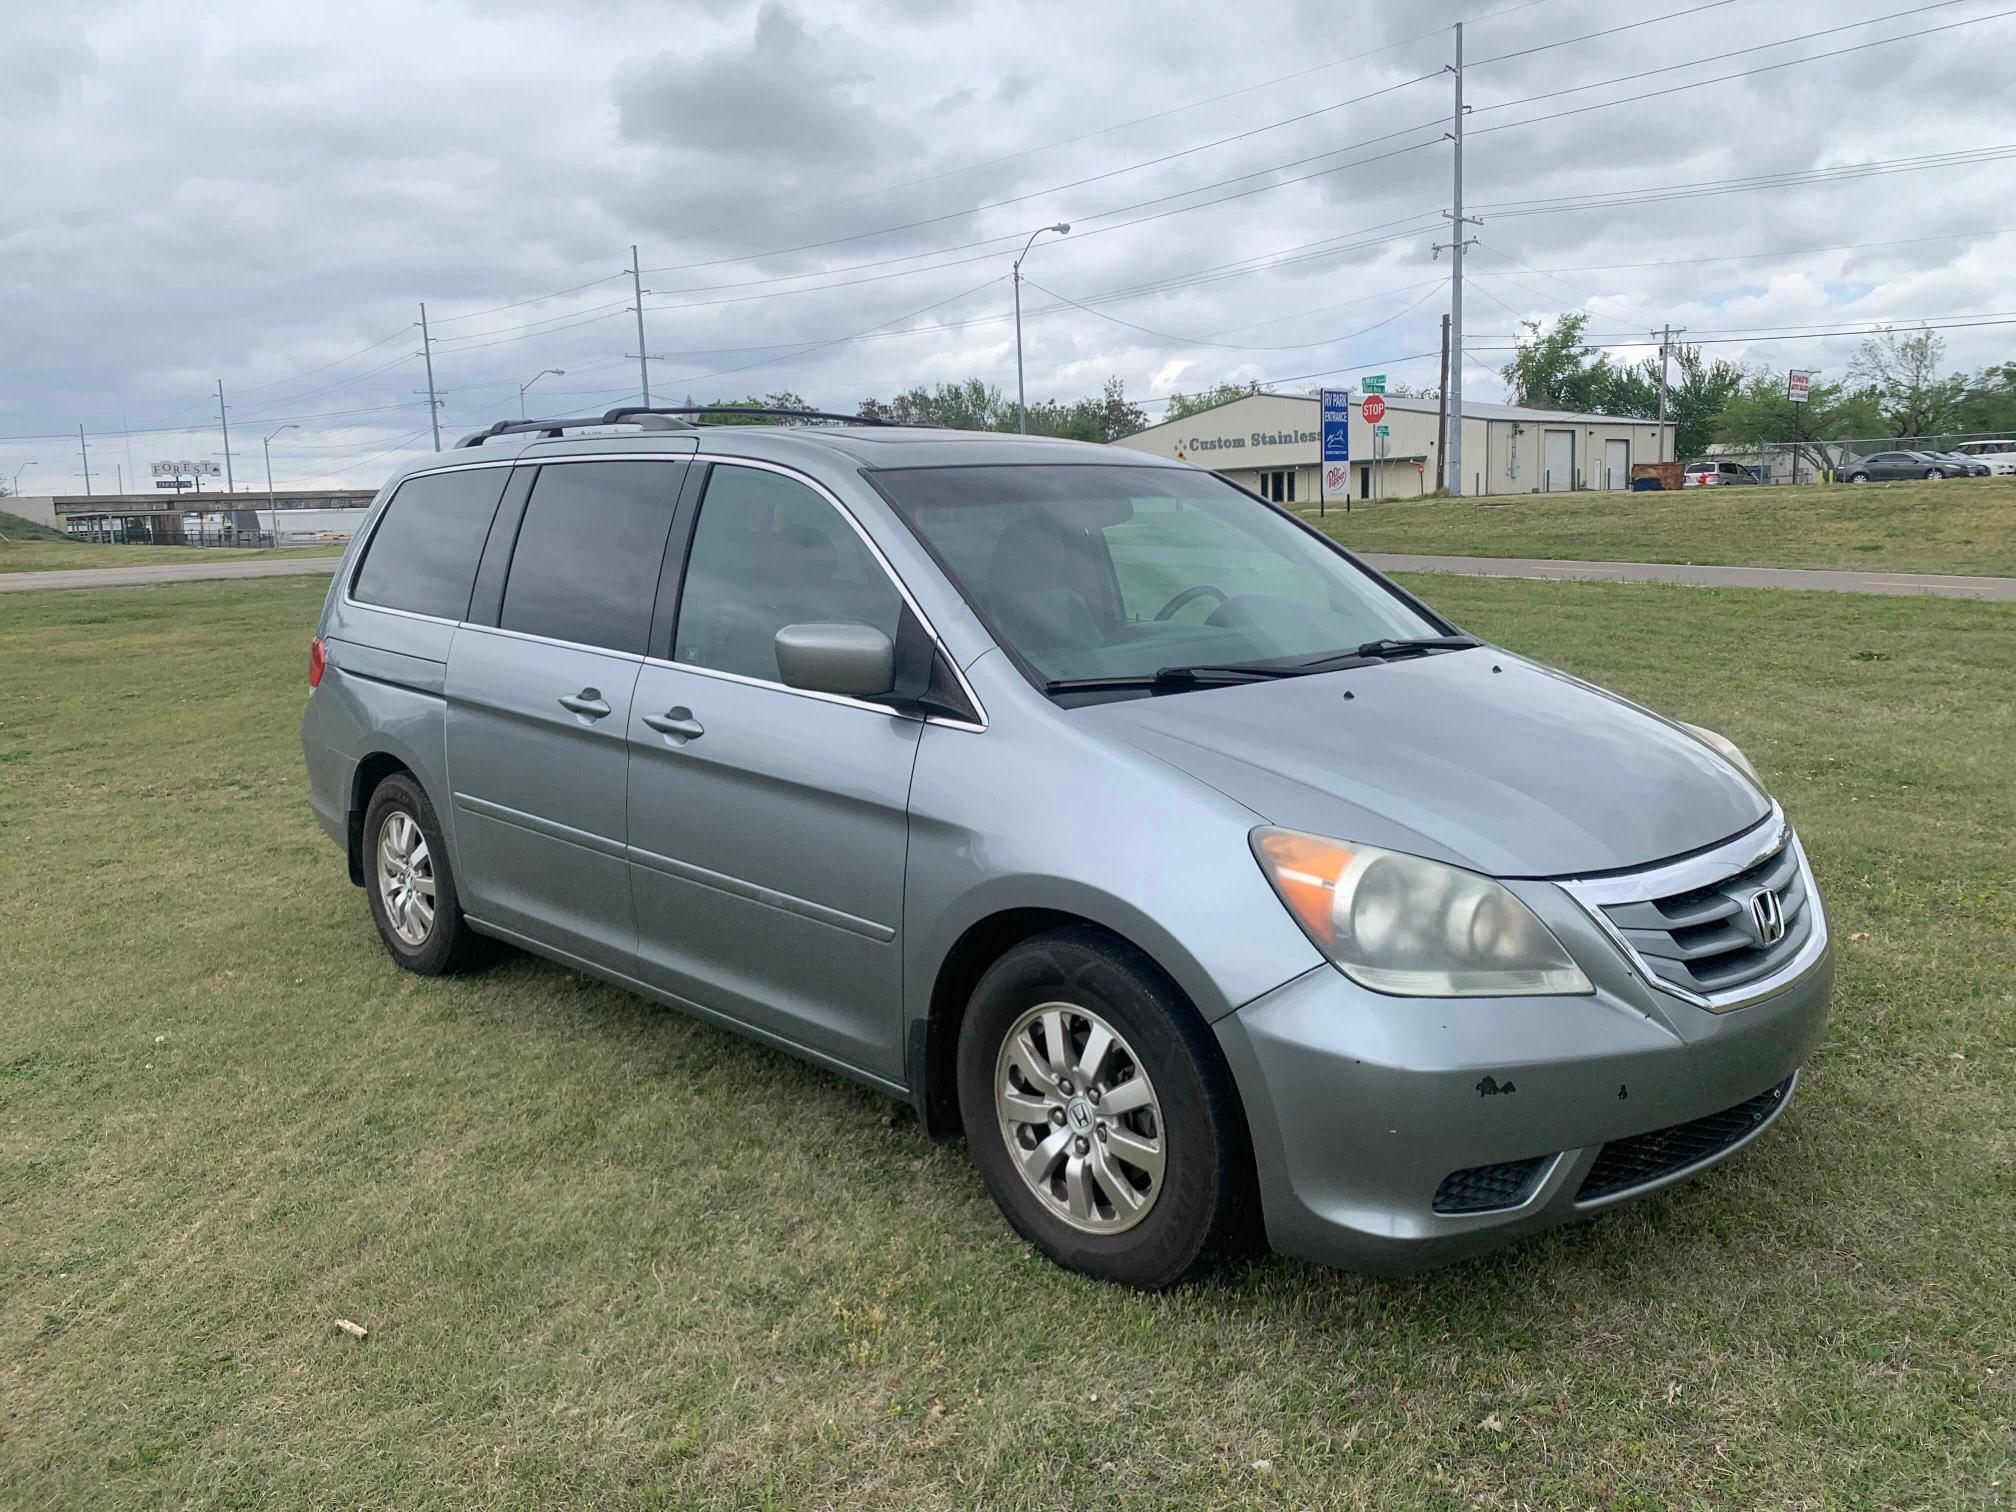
[1321,388,1351,463]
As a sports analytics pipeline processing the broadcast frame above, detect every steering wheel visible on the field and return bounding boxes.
[1154,584,1229,621]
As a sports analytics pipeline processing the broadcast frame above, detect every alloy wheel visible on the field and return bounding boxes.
[994,1002,1165,1234]
[376,810,436,947]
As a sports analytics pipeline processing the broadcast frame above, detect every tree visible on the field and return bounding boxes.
[857,378,1011,430]
[1953,361,2016,436]
[1023,376,1151,442]
[1713,373,1881,474]
[1162,379,1262,421]
[1597,345,1746,461]
[1848,325,1970,438]
[698,390,821,424]
[1499,313,1610,411]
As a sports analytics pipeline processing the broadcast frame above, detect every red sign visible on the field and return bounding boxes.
[1360,394,1386,425]
[1325,465,1347,492]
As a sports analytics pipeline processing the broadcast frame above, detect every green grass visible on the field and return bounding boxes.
[0,508,69,543]
[2,576,2012,1509]
[1303,475,2016,577]
[0,522,345,574]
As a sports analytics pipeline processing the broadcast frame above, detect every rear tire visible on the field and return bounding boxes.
[955,927,1254,1289]
[1924,469,1944,480]
[363,772,489,976]
[1847,471,1870,483]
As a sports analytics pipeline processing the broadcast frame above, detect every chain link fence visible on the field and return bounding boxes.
[1708,430,2016,484]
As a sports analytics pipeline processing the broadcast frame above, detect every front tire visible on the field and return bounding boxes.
[955,928,1253,1288]
[363,772,488,975]
[1924,468,1944,480]
[1847,471,1870,483]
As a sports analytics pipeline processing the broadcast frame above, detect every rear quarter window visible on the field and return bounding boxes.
[352,468,511,621]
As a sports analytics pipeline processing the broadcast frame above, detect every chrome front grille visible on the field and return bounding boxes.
[1559,806,1829,1011]
[1598,838,1812,998]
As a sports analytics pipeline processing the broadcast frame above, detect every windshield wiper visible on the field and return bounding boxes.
[1044,663,1304,694]
[1295,635,1480,671]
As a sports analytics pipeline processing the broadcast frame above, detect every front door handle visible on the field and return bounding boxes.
[643,707,705,741]
[559,689,612,719]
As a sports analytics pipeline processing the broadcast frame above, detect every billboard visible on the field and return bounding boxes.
[1786,371,1812,404]
[151,460,221,477]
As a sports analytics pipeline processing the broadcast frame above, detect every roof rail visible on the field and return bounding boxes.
[452,413,696,449]
[601,405,888,427]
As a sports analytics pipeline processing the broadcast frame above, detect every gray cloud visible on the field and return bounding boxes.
[2,0,2013,492]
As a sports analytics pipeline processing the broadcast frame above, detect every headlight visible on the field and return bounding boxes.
[1678,722,1761,784]
[1251,828,1593,997]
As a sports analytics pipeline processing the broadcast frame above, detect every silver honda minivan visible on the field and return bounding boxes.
[302,409,1831,1289]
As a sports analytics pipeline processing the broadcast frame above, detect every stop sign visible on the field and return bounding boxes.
[1361,394,1386,425]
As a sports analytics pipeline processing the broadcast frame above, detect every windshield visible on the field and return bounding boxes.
[873,464,1445,685]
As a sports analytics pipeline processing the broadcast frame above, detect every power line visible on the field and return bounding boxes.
[1019,277,1446,351]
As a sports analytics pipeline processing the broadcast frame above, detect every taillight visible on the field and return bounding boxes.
[308,636,327,688]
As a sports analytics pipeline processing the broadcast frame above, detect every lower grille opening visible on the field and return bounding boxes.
[1433,1155,1549,1214]
[1576,1075,1795,1203]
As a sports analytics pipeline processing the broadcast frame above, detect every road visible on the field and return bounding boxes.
[1,548,2012,602]
[0,555,343,593]
[1357,553,2016,601]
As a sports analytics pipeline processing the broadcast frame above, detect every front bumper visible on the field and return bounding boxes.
[1216,860,1833,1274]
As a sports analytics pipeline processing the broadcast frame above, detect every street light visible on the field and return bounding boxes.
[11,461,35,494]
[263,425,298,547]
[519,368,566,419]
[1012,224,1070,434]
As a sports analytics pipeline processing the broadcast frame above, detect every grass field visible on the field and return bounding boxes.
[1303,476,2016,577]
[2,574,2012,1509]
[0,511,345,574]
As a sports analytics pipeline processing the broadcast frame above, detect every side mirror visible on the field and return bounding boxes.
[774,622,895,699]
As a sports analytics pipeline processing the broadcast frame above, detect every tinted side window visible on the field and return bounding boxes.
[674,466,903,682]
[497,462,679,654]
[352,468,509,620]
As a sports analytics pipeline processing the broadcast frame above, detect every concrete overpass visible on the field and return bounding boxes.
[7,488,374,545]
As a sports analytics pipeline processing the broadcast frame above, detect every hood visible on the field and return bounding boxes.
[1075,648,1769,878]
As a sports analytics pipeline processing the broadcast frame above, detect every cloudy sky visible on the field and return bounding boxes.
[3,0,2012,495]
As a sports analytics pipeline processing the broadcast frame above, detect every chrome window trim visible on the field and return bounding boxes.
[660,455,989,733]
[1557,805,1831,1014]
[343,452,989,731]
[453,619,644,664]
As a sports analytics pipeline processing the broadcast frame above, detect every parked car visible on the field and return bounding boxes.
[1953,439,2016,475]
[1921,450,1992,477]
[302,410,1832,1288]
[1840,450,1958,481]
[1682,459,1760,487]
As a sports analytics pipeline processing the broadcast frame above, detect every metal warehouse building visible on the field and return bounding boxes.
[1109,391,1673,503]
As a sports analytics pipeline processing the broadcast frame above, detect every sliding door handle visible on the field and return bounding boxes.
[643,707,704,741]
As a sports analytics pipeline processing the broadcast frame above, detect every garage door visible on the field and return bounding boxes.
[1543,430,1575,492]
[1604,438,1629,490]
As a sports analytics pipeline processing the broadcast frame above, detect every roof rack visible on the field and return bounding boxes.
[453,413,696,449]
[601,405,888,427]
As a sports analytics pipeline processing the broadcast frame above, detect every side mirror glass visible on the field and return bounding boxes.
[774,622,895,699]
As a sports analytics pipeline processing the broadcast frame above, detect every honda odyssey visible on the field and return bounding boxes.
[301,408,1832,1289]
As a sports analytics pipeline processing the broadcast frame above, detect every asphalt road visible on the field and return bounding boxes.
[1357,553,2016,601]
[0,555,343,593]
[1,548,2011,602]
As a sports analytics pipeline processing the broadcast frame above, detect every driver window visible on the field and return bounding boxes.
[1102,496,1328,623]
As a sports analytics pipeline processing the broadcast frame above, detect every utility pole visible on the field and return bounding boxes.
[215,380,235,492]
[628,246,653,407]
[78,424,93,495]
[1435,313,1451,490]
[1435,22,1480,497]
[1652,324,1686,462]
[418,303,442,451]
[264,424,298,546]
